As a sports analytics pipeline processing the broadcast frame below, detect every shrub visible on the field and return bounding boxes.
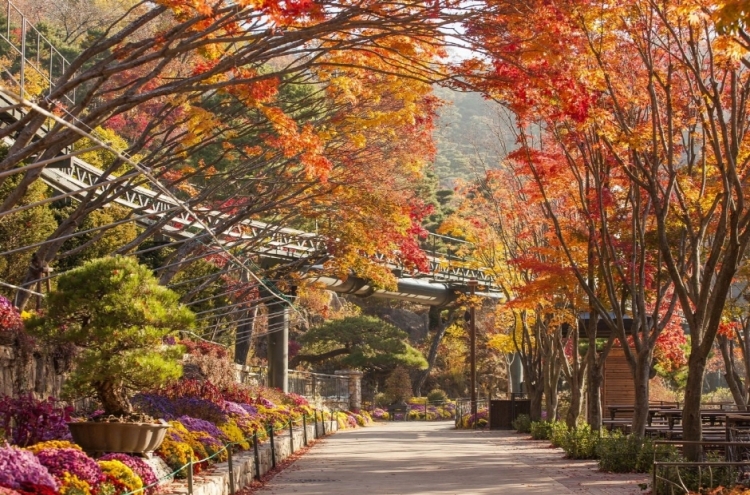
[559,423,602,459]
[371,408,389,420]
[217,420,250,450]
[530,420,568,442]
[373,393,390,408]
[549,421,570,448]
[427,389,448,403]
[0,395,73,447]
[98,454,158,495]
[34,448,105,487]
[177,416,226,441]
[181,339,236,390]
[0,295,22,335]
[597,434,678,473]
[59,473,93,495]
[155,437,195,478]
[26,441,81,454]
[512,414,531,433]
[530,421,553,440]
[653,450,735,494]
[702,387,734,405]
[132,393,228,423]
[384,367,412,404]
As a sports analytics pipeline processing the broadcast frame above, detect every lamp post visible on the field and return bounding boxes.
[468,279,477,424]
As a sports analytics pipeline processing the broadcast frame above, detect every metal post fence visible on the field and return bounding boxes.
[269,424,276,469]
[289,419,294,452]
[253,432,261,480]
[186,460,194,495]
[303,415,308,445]
[227,448,235,494]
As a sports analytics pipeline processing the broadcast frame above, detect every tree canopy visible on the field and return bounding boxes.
[291,315,427,372]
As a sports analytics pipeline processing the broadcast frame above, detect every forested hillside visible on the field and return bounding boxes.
[432,88,515,187]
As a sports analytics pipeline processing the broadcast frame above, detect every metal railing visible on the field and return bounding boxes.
[35,155,499,287]
[0,0,501,290]
[237,365,268,388]
[652,440,750,494]
[237,367,350,407]
[0,0,74,103]
[455,398,489,428]
[288,370,349,404]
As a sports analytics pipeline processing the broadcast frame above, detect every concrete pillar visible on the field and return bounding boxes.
[266,305,288,393]
[510,352,523,394]
[335,370,363,412]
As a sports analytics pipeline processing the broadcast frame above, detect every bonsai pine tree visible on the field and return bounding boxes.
[31,256,194,417]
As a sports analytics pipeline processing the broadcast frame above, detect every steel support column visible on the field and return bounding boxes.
[260,285,288,392]
[469,279,477,423]
[266,302,289,392]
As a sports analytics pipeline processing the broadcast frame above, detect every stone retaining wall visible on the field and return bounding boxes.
[167,420,339,495]
[0,345,66,398]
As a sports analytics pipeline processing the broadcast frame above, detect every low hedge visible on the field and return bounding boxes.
[512,414,531,433]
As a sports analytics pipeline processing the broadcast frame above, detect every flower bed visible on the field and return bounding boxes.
[0,331,372,495]
[457,408,488,428]
[369,399,456,421]
[0,388,370,494]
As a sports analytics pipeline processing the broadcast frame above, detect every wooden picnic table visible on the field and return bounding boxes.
[724,412,750,440]
[702,402,736,410]
[658,409,733,430]
[606,403,678,422]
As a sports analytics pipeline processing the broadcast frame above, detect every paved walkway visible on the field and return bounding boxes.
[256,421,648,495]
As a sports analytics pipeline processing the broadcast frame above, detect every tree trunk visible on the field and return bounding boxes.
[234,306,258,366]
[682,352,707,460]
[586,344,603,431]
[544,378,559,422]
[414,307,456,396]
[528,381,544,422]
[567,372,585,428]
[94,379,132,417]
[559,325,587,428]
[718,335,747,409]
[631,349,652,437]
[543,350,562,421]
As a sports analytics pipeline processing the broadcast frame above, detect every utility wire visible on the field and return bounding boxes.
[0,87,306,326]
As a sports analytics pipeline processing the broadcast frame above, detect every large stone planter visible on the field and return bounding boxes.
[68,421,170,454]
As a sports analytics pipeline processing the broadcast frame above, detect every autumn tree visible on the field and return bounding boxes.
[442,166,580,422]
[414,306,458,397]
[716,263,750,409]
[461,0,750,446]
[0,0,469,313]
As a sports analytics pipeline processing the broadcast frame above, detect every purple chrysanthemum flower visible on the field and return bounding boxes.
[35,447,105,486]
[0,445,58,490]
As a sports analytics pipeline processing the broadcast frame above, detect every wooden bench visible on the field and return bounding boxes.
[387,403,409,421]
[663,427,727,440]
[602,420,632,433]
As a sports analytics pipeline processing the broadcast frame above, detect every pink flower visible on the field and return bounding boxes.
[0,445,58,490]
